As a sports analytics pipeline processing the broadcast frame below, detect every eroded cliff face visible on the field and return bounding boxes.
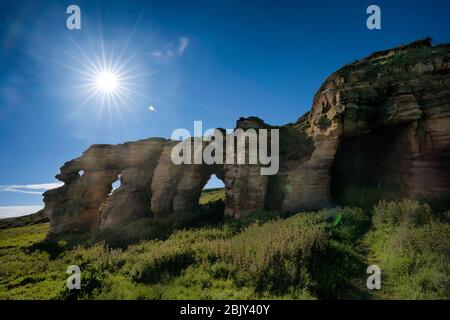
[324,39,450,206]
[44,39,450,237]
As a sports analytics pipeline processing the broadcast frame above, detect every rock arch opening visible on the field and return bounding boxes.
[199,174,226,206]
[110,174,122,195]
[196,172,226,221]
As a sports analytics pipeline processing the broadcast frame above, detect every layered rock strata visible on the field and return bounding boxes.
[44,39,450,237]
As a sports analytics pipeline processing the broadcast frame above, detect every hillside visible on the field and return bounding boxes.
[0,195,448,299]
[1,40,449,300]
[0,210,48,230]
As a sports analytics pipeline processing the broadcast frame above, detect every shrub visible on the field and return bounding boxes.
[1,199,448,300]
[317,115,331,130]
[326,207,371,243]
[365,200,450,299]
[334,186,399,209]
[373,199,436,227]
[277,125,314,161]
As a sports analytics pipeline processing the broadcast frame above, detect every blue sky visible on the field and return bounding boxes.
[1,0,450,217]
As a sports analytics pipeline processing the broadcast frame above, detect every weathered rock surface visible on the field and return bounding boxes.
[44,39,450,237]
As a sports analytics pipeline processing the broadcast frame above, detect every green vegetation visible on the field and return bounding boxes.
[0,196,448,300]
[199,188,225,205]
[332,186,401,210]
[277,125,314,161]
[0,223,49,248]
[338,43,450,81]
[0,211,48,230]
[317,115,331,130]
[364,200,450,299]
[380,45,449,69]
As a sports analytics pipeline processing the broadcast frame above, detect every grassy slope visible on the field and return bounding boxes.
[199,188,225,205]
[0,194,448,300]
[363,201,450,299]
[0,223,48,248]
[0,211,48,230]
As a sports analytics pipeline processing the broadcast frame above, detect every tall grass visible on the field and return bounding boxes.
[365,199,449,299]
[0,199,448,300]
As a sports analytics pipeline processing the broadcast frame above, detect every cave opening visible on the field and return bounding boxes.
[330,124,411,208]
[200,174,225,205]
[197,173,226,220]
[109,174,122,196]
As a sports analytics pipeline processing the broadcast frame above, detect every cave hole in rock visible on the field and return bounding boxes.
[200,174,225,205]
[198,173,226,220]
[109,174,122,195]
[330,124,410,208]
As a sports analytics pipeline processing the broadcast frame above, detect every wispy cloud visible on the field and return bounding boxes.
[0,205,44,219]
[178,37,190,55]
[150,37,190,61]
[0,183,63,195]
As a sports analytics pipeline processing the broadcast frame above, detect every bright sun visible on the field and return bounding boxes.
[96,71,118,92]
[63,34,152,117]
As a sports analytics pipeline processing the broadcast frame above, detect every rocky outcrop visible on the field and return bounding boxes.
[44,138,166,235]
[43,39,450,237]
[325,39,450,205]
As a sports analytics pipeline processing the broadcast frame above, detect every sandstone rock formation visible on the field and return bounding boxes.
[43,39,450,237]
